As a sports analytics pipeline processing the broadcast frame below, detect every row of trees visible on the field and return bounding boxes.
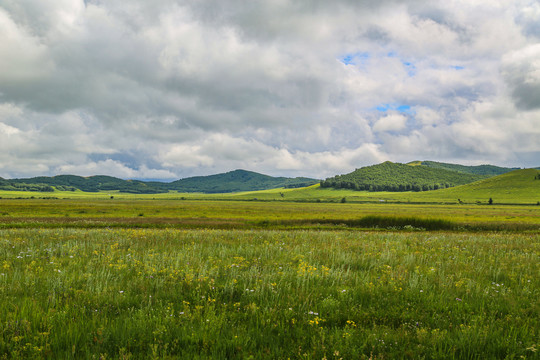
[0,182,54,192]
[320,180,454,192]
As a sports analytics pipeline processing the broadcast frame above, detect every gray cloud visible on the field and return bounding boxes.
[0,0,539,180]
[502,45,540,110]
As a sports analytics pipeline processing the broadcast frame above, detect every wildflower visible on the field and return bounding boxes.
[456,298,462,301]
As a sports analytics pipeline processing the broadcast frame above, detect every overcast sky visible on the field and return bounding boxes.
[1,0,539,180]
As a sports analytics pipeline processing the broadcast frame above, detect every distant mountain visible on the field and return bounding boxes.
[8,175,165,194]
[0,175,54,192]
[2,170,319,194]
[168,169,319,193]
[414,161,520,176]
[321,161,485,192]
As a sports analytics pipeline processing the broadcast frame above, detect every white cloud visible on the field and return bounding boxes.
[0,0,539,180]
[373,113,408,133]
[502,44,540,110]
[414,107,441,126]
[0,122,20,136]
[56,160,177,180]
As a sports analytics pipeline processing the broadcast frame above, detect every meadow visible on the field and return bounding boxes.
[1,196,539,232]
[1,228,538,359]
[0,189,539,359]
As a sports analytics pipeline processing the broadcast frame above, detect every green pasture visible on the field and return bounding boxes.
[0,173,538,358]
[1,197,539,231]
[1,229,538,359]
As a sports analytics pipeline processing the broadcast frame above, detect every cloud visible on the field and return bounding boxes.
[502,44,540,110]
[0,0,539,180]
[373,113,408,133]
[56,160,178,180]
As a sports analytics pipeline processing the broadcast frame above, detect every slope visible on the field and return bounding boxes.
[408,168,540,204]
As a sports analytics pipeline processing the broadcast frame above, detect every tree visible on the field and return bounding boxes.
[488,197,493,205]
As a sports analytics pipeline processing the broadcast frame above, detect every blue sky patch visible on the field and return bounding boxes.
[386,52,416,76]
[339,52,370,66]
[401,61,416,76]
[376,103,414,114]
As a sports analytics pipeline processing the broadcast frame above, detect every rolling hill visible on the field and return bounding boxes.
[7,175,165,194]
[1,161,537,197]
[321,161,484,192]
[228,168,540,205]
[167,169,318,193]
[2,170,319,194]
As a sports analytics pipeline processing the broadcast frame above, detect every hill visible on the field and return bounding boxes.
[416,161,519,176]
[0,177,55,192]
[227,168,540,205]
[8,175,165,194]
[3,171,319,194]
[321,161,484,192]
[168,169,318,193]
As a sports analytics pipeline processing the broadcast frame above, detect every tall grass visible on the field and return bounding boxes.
[0,229,538,358]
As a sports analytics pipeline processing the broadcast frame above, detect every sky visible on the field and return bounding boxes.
[0,0,539,180]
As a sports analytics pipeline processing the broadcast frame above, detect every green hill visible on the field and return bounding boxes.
[321,161,484,192]
[4,171,319,194]
[228,168,540,205]
[8,175,166,194]
[0,177,55,192]
[168,169,318,193]
[416,161,519,176]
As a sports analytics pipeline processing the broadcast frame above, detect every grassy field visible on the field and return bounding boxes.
[1,198,539,231]
[1,228,538,359]
[1,184,539,358]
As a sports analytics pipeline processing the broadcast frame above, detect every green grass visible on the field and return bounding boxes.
[0,229,538,359]
[1,198,539,231]
[0,182,538,358]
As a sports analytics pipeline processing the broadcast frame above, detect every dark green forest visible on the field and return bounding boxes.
[320,161,485,192]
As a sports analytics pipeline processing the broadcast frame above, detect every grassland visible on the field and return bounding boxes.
[0,180,539,359]
[0,197,539,232]
[1,229,538,359]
